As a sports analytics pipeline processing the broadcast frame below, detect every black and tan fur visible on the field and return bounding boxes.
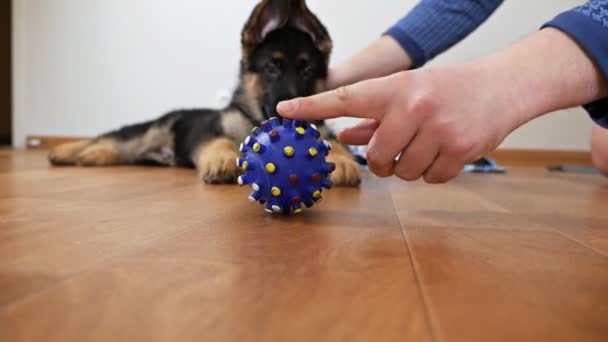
[48,0,361,187]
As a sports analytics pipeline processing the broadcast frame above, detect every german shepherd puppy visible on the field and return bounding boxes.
[48,0,361,187]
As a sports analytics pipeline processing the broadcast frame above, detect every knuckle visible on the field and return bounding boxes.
[446,165,463,180]
[425,115,452,137]
[423,172,439,184]
[426,166,461,184]
[448,138,474,157]
[365,147,380,164]
[426,174,448,184]
[396,170,420,181]
[395,162,421,181]
[333,86,352,103]
[409,90,439,116]
[366,150,394,178]
[432,122,450,138]
[373,167,394,178]
[436,178,450,184]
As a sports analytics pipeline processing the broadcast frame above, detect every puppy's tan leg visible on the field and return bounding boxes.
[48,140,92,166]
[326,140,361,187]
[76,139,122,166]
[193,137,241,184]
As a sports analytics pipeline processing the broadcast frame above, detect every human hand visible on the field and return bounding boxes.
[277,64,524,184]
[278,28,608,184]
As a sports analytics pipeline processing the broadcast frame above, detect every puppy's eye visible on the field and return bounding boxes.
[298,60,313,76]
[300,65,313,76]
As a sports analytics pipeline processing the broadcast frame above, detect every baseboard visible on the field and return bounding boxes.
[488,149,592,167]
[25,135,90,150]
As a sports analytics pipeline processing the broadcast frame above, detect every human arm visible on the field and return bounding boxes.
[328,36,412,89]
[328,0,504,89]
[541,0,608,129]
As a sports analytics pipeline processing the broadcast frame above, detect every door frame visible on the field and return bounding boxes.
[1,0,12,146]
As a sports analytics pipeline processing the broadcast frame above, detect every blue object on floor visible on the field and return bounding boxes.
[547,165,602,174]
[463,157,506,174]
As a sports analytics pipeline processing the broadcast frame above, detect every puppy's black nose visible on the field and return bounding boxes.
[263,104,280,119]
[279,84,299,102]
[277,94,296,103]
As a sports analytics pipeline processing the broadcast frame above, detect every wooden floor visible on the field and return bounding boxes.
[1,149,607,342]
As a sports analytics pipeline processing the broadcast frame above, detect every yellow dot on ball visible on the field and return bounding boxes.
[284,146,295,157]
[313,190,322,199]
[241,161,249,171]
[266,163,276,174]
[296,127,306,135]
[271,187,281,197]
[294,208,303,214]
[253,143,261,153]
[308,147,318,157]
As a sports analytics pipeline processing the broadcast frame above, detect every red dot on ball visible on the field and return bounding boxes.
[289,175,299,184]
[292,197,302,204]
[311,173,321,183]
[269,130,279,138]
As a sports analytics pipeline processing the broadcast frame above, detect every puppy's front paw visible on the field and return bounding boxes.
[327,154,361,187]
[193,138,242,184]
[199,153,241,184]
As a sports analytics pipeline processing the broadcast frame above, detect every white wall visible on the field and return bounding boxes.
[13,0,595,150]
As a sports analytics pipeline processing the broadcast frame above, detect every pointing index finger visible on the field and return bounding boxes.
[276,76,394,121]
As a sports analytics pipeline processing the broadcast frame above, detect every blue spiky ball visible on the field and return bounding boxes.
[237,117,335,215]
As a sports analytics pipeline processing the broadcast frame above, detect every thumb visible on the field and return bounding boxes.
[276,76,397,121]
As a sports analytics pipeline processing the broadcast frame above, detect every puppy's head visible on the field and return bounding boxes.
[239,0,332,119]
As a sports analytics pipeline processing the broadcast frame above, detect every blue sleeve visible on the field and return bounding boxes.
[384,0,504,68]
[542,1,608,129]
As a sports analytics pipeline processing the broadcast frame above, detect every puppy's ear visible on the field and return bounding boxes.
[288,0,332,63]
[241,0,290,63]
[241,0,332,65]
